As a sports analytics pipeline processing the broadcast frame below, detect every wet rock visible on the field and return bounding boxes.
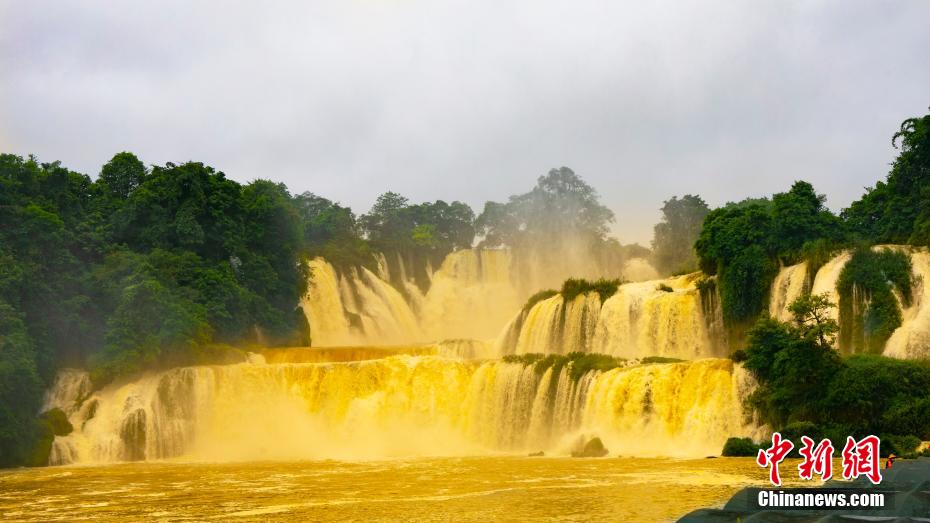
[572,437,609,457]
[120,408,147,461]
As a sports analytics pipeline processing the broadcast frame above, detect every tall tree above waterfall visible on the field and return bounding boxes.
[476,167,615,249]
[650,194,709,275]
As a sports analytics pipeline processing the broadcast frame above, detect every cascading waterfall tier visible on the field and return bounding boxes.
[302,249,660,347]
[885,249,930,358]
[44,356,756,465]
[302,250,521,346]
[496,274,725,359]
[768,262,808,322]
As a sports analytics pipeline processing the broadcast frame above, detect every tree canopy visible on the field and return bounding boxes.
[477,167,614,249]
[651,194,709,275]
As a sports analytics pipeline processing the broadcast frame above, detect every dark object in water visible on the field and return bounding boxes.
[528,451,545,457]
[572,437,609,457]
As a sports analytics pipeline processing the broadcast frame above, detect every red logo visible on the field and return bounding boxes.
[798,436,834,481]
[757,433,882,485]
[841,435,881,485]
[757,432,794,486]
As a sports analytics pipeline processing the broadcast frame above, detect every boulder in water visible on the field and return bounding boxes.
[572,437,609,457]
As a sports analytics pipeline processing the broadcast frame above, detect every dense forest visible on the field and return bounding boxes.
[1,109,929,467]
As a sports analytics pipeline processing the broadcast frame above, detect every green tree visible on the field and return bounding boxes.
[787,293,839,347]
[844,110,930,244]
[651,194,709,274]
[99,152,146,199]
[292,192,374,269]
[477,167,614,248]
[771,181,842,262]
[360,192,413,249]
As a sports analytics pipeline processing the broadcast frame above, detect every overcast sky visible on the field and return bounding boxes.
[2,1,928,244]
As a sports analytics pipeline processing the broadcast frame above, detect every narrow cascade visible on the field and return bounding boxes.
[45,357,755,465]
[498,275,723,360]
[809,250,852,323]
[885,250,930,358]
[43,368,93,415]
[302,258,354,345]
[768,262,808,322]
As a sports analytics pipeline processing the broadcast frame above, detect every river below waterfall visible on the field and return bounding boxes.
[0,456,806,521]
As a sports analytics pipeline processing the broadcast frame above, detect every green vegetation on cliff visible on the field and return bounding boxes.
[692,109,930,339]
[695,181,843,333]
[836,248,913,353]
[559,278,622,302]
[741,294,930,453]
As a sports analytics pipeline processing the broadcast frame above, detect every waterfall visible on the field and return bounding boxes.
[418,249,522,341]
[302,249,660,347]
[302,250,523,346]
[302,258,421,345]
[45,356,755,465]
[497,274,723,360]
[765,248,930,358]
[501,293,602,355]
[809,251,852,323]
[768,262,808,322]
[883,249,930,359]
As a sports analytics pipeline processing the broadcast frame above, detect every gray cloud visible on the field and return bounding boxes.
[2,0,928,244]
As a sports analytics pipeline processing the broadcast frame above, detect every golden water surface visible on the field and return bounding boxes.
[0,456,802,522]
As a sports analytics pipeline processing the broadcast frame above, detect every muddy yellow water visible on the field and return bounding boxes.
[0,456,804,522]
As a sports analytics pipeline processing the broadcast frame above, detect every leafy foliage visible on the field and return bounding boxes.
[0,153,313,465]
[695,181,843,335]
[651,194,709,275]
[477,167,614,248]
[360,192,475,289]
[640,356,684,364]
[560,278,622,302]
[721,437,759,457]
[521,289,558,312]
[742,295,930,451]
[844,112,930,244]
[476,167,647,282]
